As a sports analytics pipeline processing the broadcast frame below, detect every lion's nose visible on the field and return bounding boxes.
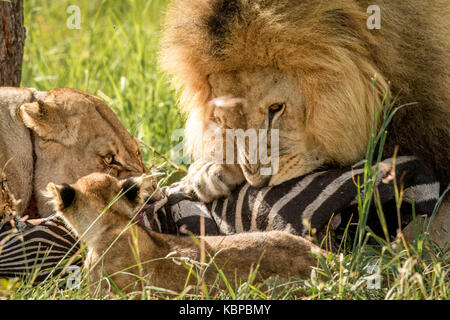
[210,96,246,129]
[247,174,271,188]
[255,175,271,187]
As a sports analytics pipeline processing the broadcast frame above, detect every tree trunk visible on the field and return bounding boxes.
[0,0,25,87]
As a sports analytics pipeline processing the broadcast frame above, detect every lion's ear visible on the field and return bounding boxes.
[19,100,81,146]
[45,183,76,212]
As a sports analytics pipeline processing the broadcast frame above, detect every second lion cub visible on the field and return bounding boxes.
[45,173,323,294]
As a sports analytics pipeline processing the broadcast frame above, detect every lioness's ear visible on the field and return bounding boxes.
[45,183,76,211]
[19,100,81,146]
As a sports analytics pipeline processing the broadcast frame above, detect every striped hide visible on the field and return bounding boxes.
[0,156,440,282]
[0,215,81,283]
[142,156,440,237]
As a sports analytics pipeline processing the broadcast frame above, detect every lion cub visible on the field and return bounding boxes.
[45,173,322,294]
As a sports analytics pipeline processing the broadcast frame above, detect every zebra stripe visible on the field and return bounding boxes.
[151,156,440,237]
[0,216,81,282]
[267,171,325,231]
[250,188,271,232]
[235,183,251,233]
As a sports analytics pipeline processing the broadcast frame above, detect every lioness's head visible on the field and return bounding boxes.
[20,88,148,216]
[161,0,389,187]
[45,173,159,239]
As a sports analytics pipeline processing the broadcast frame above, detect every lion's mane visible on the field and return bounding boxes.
[160,0,450,185]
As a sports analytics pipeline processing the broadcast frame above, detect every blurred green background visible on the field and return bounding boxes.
[22,0,184,171]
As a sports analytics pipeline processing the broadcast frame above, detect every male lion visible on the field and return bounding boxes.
[160,0,450,203]
[45,173,322,294]
[0,88,148,217]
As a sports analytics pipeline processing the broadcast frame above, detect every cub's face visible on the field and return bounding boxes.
[207,68,325,187]
[19,88,149,216]
[44,173,160,238]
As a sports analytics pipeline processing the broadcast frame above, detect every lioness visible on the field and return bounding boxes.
[160,0,450,202]
[0,88,148,217]
[45,173,322,294]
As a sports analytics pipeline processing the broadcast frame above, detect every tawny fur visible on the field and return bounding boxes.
[0,88,148,217]
[403,193,450,251]
[46,173,323,294]
[160,0,450,190]
[0,168,18,226]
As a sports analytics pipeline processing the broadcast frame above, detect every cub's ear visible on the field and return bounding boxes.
[19,100,81,146]
[121,178,141,203]
[121,175,159,204]
[45,183,76,211]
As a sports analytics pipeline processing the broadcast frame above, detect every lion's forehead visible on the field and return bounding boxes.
[210,68,303,123]
[211,68,287,91]
[75,109,139,153]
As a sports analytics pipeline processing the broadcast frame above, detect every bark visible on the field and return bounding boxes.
[0,0,25,87]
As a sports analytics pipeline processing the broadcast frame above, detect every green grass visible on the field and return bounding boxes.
[22,0,185,172]
[1,0,448,300]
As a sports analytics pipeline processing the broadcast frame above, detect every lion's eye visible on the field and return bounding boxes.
[269,103,285,114]
[103,154,115,165]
